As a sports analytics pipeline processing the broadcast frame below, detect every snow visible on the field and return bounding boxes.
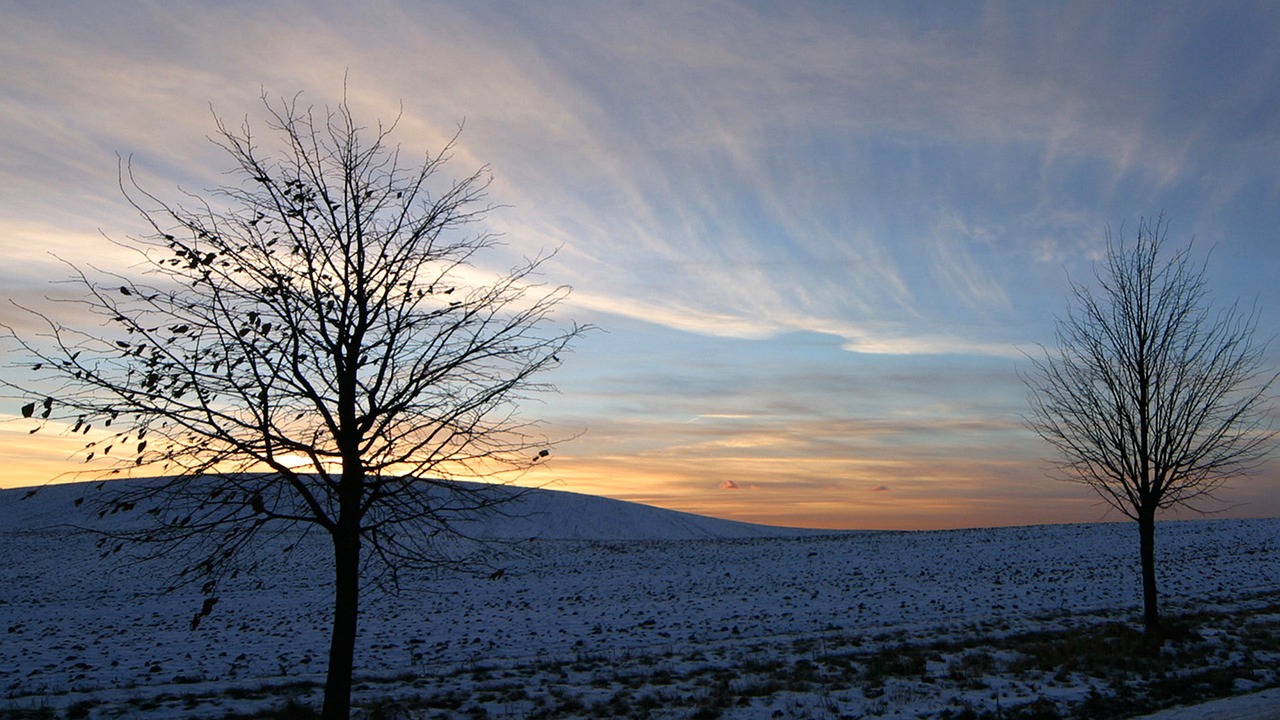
[2,480,1278,718]
[1137,688,1280,719]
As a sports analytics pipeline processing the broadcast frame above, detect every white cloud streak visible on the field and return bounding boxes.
[7,1,1276,358]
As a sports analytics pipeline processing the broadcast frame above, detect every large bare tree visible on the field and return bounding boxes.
[1024,216,1275,632]
[5,94,584,718]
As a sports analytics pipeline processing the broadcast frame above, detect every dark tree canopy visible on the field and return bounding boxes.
[5,93,585,718]
[1025,215,1275,630]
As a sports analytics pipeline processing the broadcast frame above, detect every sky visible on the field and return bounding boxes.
[2,1,1279,530]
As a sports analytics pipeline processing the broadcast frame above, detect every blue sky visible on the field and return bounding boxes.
[2,1,1278,528]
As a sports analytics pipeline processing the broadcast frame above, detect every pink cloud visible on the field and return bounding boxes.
[719,480,740,490]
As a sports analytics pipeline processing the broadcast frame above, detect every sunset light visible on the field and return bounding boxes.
[7,6,1280,718]
[3,2,1279,531]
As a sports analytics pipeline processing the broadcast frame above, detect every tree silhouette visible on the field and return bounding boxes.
[5,93,584,718]
[1024,215,1275,632]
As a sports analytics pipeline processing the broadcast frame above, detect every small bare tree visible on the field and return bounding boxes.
[1024,215,1275,632]
[5,93,583,718]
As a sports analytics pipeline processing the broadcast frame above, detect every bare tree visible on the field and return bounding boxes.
[1024,215,1275,633]
[5,93,584,718]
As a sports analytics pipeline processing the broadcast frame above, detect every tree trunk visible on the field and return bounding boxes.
[1137,507,1160,633]
[322,528,361,720]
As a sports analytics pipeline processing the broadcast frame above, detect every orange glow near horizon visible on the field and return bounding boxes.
[510,457,1086,531]
[4,1,1280,540]
[4,428,1278,531]
[507,451,1280,531]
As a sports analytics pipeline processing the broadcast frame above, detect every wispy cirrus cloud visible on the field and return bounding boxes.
[7,0,1256,358]
[3,1,1279,526]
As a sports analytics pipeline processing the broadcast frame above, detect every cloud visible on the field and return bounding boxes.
[719,480,740,490]
[4,1,1280,529]
[871,485,890,493]
[0,0,1163,362]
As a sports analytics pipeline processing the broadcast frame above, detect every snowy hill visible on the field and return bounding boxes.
[446,483,819,540]
[0,477,811,541]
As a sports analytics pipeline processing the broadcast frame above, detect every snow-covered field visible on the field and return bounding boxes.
[2,481,1278,719]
